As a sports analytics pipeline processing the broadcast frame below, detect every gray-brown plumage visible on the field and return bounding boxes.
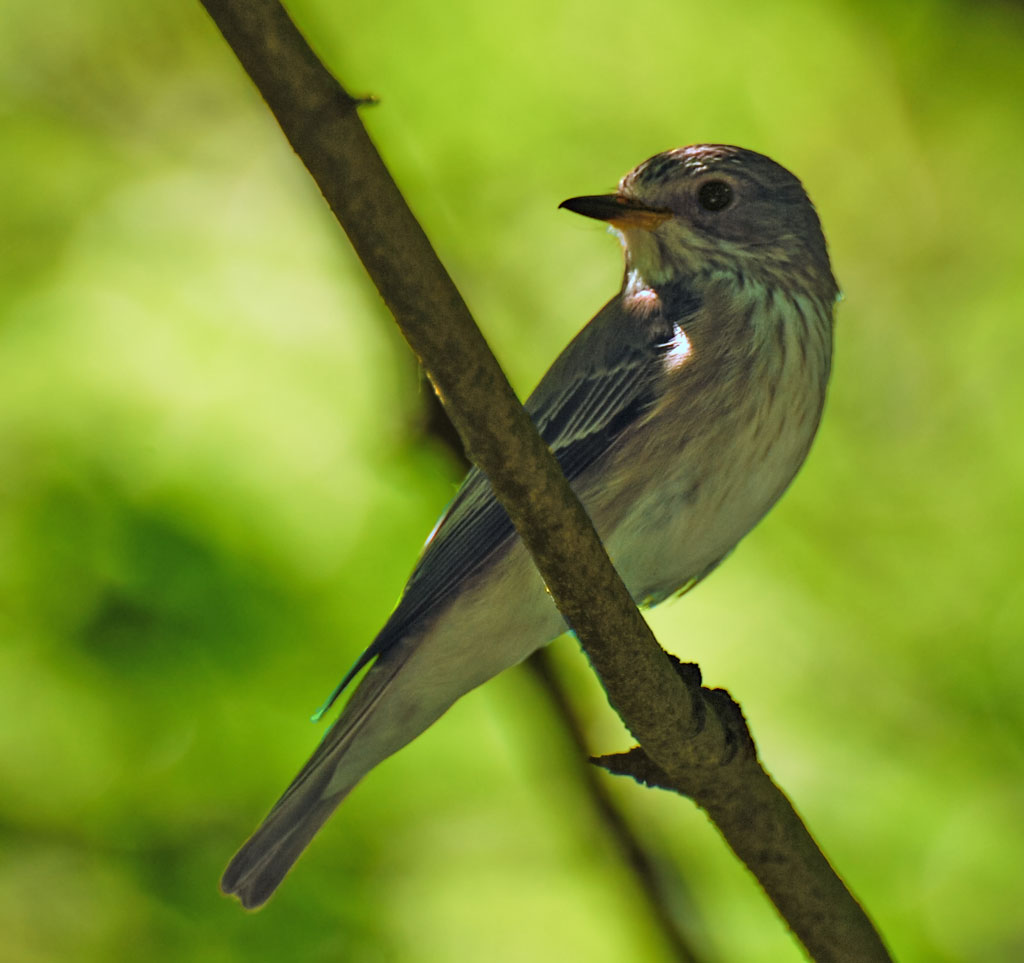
[222,144,838,908]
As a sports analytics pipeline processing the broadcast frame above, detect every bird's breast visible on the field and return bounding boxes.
[592,282,832,603]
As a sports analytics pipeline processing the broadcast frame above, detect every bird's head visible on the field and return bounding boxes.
[560,144,838,301]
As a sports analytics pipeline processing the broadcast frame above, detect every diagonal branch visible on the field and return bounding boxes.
[418,389,710,962]
[197,2,891,960]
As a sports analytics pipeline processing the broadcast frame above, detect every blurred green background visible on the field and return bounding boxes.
[2,0,1023,960]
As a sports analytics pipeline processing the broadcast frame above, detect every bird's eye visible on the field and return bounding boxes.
[697,180,733,212]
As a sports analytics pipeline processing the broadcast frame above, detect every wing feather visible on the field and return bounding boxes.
[316,287,699,713]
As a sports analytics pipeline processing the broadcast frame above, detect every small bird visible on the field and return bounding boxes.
[222,144,839,908]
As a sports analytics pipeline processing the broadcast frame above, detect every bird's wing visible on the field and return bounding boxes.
[314,290,698,715]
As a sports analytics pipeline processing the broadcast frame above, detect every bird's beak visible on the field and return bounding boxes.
[559,194,671,231]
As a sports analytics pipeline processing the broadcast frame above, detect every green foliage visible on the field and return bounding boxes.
[2,0,1023,960]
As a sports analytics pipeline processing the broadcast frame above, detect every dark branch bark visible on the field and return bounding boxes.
[198,2,892,960]
[525,651,710,963]
[421,385,711,962]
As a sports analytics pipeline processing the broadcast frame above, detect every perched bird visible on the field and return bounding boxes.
[222,144,839,908]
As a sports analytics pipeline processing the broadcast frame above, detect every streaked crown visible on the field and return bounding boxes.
[617,145,838,299]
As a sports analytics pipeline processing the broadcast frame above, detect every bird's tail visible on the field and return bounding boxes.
[221,653,407,909]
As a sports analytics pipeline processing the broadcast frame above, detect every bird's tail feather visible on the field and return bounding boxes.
[221,652,407,909]
[220,786,347,910]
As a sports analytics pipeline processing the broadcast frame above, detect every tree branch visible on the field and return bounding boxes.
[198,2,891,959]
[525,650,711,963]
[419,385,711,962]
